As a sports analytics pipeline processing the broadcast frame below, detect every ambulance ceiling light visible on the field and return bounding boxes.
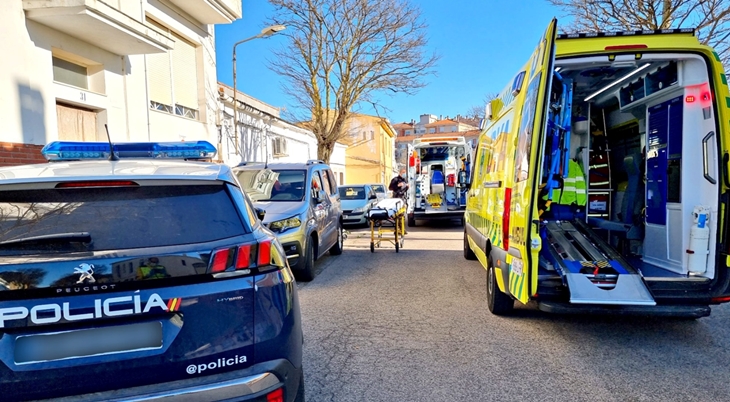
[585,63,652,102]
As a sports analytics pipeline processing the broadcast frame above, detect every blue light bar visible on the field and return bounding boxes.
[41,141,218,161]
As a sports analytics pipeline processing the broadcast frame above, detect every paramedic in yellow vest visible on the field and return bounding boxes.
[550,159,587,206]
[136,257,170,280]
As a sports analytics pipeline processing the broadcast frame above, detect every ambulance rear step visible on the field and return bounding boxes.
[544,220,655,306]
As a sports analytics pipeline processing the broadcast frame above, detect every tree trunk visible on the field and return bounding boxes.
[317,141,334,163]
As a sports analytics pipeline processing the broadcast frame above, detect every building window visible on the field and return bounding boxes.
[339,172,344,184]
[52,57,88,89]
[272,136,287,156]
[146,19,199,120]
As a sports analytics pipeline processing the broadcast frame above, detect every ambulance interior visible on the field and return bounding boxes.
[414,144,470,210]
[537,54,719,304]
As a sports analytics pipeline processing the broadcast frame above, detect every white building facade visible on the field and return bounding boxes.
[217,84,347,184]
[1,0,241,166]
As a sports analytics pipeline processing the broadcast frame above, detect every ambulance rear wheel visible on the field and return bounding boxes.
[463,229,477,260]
[407,215,416,227]
[487,257,514,315]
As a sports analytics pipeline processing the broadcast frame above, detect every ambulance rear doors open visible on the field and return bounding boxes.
[464,18,730,317]
[408,137,473,227]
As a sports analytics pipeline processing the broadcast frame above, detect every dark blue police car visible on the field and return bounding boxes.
[0,141,304,401]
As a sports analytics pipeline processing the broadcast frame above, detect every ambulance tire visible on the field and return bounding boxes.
[407,215,416,227]
[463,229,477,260]
[487,256,514,315]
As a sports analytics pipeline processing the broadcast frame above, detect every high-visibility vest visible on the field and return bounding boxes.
[551,160,587,206]
[137,265,168,279]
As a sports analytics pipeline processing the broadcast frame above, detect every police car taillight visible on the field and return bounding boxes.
[41,141,217,161]
[210,239,273,273]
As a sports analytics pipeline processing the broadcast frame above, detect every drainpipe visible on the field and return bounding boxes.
[140,0,152,141]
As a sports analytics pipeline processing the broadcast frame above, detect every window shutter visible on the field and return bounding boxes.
[146,20,173,106]
[171,33,199,109]
[147,51,172,106]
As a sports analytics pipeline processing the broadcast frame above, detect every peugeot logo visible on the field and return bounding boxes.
[74,263,96,284]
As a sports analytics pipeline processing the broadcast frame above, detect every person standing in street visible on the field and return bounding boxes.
[389,168,409,201]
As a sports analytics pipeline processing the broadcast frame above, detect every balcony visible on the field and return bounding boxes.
[168,0,242,24]
[23,0,173,55]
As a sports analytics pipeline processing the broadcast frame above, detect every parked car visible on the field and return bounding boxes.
[0,141,304,402]
[234,160,343,281]
[369,183,388,201]
[339,185,379,226]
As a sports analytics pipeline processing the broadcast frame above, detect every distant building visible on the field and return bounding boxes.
[424,118,479,134]
[341,114,397,185]
[217,84,347,182]
[393,122,415,137]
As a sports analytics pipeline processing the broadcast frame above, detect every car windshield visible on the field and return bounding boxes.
[371,185,385,193]
[236,169,306,202]
[339,187,366,200]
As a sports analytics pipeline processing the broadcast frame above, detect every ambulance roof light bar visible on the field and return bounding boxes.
[41,141,218,161]
[557,27,694,39]
[585,63,652,102]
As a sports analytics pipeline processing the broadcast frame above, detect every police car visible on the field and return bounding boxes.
[0,141,304,401]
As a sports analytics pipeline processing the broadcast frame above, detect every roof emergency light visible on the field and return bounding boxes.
[41,141,217,161]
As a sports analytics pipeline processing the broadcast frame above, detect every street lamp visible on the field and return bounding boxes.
[232,24,286,156]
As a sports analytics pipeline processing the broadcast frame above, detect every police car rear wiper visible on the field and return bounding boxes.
[0,232,92,247]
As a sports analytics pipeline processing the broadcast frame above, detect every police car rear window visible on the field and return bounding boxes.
[0,185,247,255]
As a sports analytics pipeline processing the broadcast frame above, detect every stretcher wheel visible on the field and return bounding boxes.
[370,242,374,253]
[395,241,399,253]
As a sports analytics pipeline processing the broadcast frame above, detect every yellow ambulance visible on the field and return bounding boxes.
[464,19,730,317]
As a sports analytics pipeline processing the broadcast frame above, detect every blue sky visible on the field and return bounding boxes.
[215,1,566,124]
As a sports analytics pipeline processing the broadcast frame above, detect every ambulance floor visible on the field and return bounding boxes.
[624,256,687,278]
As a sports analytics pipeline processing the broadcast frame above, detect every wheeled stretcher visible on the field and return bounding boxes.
[367,198,406,252]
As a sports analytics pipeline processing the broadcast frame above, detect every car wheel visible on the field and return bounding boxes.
[487,256,513,315]
[296,239,315,282]
[329,222,344,255]
[463,229,477,260]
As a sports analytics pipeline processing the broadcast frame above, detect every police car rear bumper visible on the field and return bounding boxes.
[41,359,302,402]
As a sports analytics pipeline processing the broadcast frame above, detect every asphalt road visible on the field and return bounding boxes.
[297,222,730,402]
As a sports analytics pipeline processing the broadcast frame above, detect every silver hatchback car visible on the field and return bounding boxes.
[234,160,344,281]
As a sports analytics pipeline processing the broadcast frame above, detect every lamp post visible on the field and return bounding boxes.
[232,24,286,156]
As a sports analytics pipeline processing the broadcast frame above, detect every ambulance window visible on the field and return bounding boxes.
[514,72,542,182]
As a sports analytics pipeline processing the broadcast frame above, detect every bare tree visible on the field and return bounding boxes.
[547,0,730,65]
[466,92,500,120]
[267,0,438,162]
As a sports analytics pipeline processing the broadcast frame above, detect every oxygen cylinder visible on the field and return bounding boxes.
[687,206,711,274]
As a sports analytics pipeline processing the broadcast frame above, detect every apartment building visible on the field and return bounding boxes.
[1,0,242,166]
[342,114,397,185]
